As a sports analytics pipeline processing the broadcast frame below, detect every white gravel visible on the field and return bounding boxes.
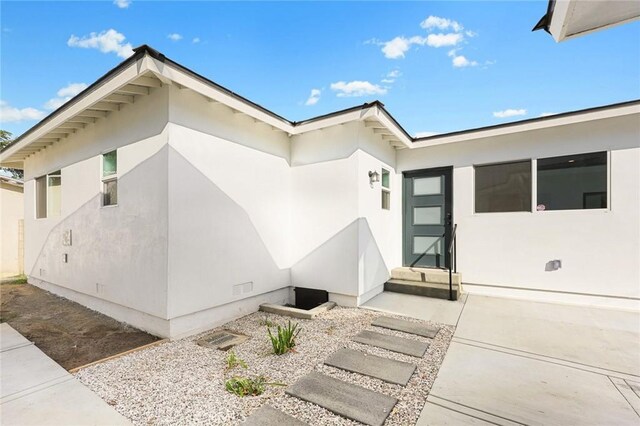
[75,307,454,425]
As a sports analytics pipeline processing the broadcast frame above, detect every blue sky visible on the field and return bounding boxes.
[1,1,639,138]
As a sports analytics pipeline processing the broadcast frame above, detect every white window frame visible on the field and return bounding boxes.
[381,168,391,210]
[472,158,533,215]
[533,150,610,214]
[101,149,118,208]
[35,169,62,219]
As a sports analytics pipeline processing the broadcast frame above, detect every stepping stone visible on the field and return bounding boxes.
[286,371,397,426]
[242,405,307,426]
[353,330,429,357]
[325,348,416,386]
[372,316,440,338]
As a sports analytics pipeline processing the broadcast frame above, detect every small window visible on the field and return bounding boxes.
[102,150,118,206]
[47,170,61,217]
[35,171,62,218]
[475,160,531,213]
[537,151,607,211]
[35,176,47,219]
[381,169,390,210]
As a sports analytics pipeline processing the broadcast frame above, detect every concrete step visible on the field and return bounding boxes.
[324,348,417,386]
[372,316,440,339]
[286,371,397,426]
[242,405,307,426]
[391,267,461,285]
[352,330,429,357]
[384,279,459,301]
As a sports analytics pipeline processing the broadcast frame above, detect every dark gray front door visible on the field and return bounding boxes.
[403,167,452,268]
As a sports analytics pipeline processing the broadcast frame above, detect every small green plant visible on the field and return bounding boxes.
[259,316,275,328]
[267,320,301,355]
[225,351,247,370]
[225,376,267,397]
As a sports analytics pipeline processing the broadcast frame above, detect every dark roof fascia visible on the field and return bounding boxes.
[291,101,383,126]
[139,45,293,126]
[532,0,556,33]
[413,99,640,143]
[0,48,148,154]
[377,103,413,141]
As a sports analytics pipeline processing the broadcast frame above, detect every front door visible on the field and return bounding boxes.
[403,167,452,268]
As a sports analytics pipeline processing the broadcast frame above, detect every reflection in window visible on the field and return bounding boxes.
[475,161,531,213]
[537,152,607,211]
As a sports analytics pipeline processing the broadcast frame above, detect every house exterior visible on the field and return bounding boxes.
[533,0,640,42]
[1,46,638,338]
[0,176,24,278]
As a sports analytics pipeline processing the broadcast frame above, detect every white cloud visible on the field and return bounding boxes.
[305,89,321,106]
[425,33,464,48]
[382,70,401,83]
[192,37,200,44]
[448,49,478,68]
[382,36,412,59]
[44,83,88,110]
[113,0,131,9]
[415,131,439,138]
[381,32,463,58]
[0,100,45,123]
[68,29,134,58]
[493,109,527,118]
[330,81,387,97]
[420,16,463,33]
[539,112,556,117]
[167,33,183,41]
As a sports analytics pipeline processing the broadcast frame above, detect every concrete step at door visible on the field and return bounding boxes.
[384,279,459,300]
[391,267,461,285]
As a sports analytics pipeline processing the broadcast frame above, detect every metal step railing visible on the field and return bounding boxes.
[447,223,457,301]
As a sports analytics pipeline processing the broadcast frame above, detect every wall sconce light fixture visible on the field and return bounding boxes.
[368,170,380,187]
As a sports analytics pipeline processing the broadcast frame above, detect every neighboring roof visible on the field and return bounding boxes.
[0,176,24,188]
[412,99,640,148]
[1,44,639,167]
[533,0,640,42]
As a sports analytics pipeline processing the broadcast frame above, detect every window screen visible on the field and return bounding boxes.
[537,152,607,211]
[475,161,531,213]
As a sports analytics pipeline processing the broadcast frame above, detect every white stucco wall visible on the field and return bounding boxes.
[23,86,171,335]
[165,87,291,336]
[397,114,640,309]
[1,183,24,277]
[290,122,398,305]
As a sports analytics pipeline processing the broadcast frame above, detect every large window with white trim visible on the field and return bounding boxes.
[474,160,531,213]
[536,151,607,211]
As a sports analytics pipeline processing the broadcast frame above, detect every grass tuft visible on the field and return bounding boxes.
[225,351,247,370]
[267,320,301,355]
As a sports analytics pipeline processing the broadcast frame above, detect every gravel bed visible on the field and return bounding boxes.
[75,307,454,425]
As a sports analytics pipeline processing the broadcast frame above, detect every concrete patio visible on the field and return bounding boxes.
[363,292,640,425]
[0,323,130,426]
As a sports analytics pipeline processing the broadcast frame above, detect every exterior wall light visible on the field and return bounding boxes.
[369,170,380,187]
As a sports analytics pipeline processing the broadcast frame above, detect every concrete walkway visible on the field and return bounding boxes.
[0,323,130,426]
[363,292,640,425]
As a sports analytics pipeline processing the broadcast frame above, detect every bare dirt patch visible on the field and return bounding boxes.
[1,283,159,370]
